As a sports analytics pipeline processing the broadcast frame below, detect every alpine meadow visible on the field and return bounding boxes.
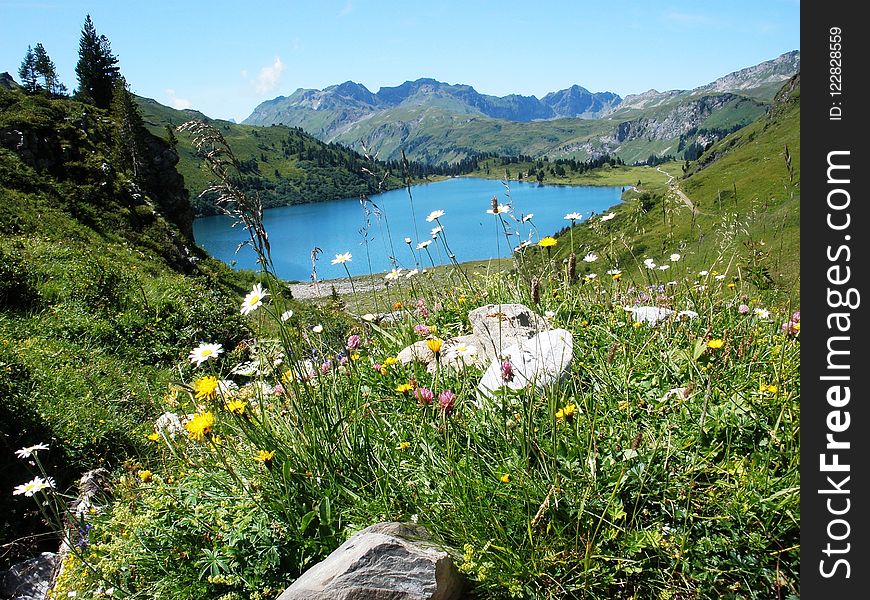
[1,5,800,600]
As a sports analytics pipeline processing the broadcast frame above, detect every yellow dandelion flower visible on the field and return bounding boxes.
[350,352,360,361]
[225,399,247,415]
[193,376,219,401]
[580,320,589,327]
[427,338,443,354]
[184,411,215,441]
[137,470,153,483]
[393,302,403,310]
[500,473,511,483]
[612,272,623,281]
[395,383,413,394]
[707,339,724,349]
[727,282,736,289]
[384,356,399,367]
[281,370,294,386]
[555,403,576,421]
[396,441,411,451]
[254,449,275,463]
[146,432,160,442]
[632,321,642,329]
[538,237,557,248]
[618,400,630,412]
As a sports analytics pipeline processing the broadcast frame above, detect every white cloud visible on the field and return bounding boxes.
[251,56,285,94]
[165,89,192,110]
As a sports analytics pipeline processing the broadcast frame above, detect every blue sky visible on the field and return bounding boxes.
[1,1,799,123]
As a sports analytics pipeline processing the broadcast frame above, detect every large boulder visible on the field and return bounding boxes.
[277,522,465,600]
[468,304,550,365]
[478,329,574,400]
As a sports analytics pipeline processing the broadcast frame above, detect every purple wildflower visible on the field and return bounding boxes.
[438,390,456,415]
[414,387,434,405]
[501,361,514,382]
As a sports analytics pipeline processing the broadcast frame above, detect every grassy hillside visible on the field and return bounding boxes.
[0,89,292,566]
[323,94,768,166]
[135,96,409,215]
[538,75,800,306]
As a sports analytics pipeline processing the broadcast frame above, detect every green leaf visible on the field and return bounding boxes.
[300,510,318,534]
[692,339,707,361]
[320,495,332,525]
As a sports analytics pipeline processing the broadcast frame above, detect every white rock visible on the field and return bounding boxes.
[276,522,465,600]
[467,303,549,364]
[397,341,435,365]
[478,329,573,400]
[624,306,699,326]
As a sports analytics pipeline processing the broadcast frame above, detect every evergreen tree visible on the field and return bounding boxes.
[18,46,39,93]
[32,43,65,96]
[111,77,148,180]
[75,15,120,108]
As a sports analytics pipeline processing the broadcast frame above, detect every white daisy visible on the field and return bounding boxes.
[658,264,670,271]
[564,212,582,221]
[754,308,771,319]
[406,269,419,278]
[13,476,55,497]
[670,253,681,262]
[430,226,443,238]
[280,310,294,322]
[643,259,657,269]
[384,268,403,281]
[600,213,616,222]
[188,342,223,367]
[312,324,324,333]
[15,443,50,459]
[241,283,269,316]
[606,269,622,275]
[583,253,598,262]
[416,240,432,250]
[486,204,511,215]
[425,209,445,222]
[585,273,598,280]
[331,252,352,265]
[521,213,534,222]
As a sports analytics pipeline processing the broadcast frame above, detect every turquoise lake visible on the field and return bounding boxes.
[193,177,623,281]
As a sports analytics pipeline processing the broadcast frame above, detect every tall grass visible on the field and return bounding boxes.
[31,121,800,600]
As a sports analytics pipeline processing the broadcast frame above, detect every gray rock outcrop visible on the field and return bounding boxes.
[467,304,550,365]
[276,522,465,600]
[1,552,57,600]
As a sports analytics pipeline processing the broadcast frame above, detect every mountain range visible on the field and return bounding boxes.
[243,50,799,164]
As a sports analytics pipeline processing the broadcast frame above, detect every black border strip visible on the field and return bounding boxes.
[801,3,869,596]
